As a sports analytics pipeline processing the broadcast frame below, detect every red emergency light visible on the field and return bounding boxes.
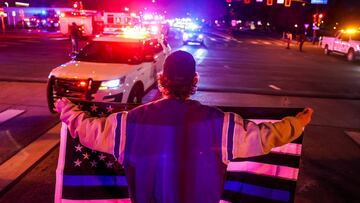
[244,0,251,4]
[267,0,273,6]
[284,0,291,7]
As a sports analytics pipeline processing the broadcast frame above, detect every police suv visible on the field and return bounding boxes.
[47,32,171,113]
[322,29,360,62]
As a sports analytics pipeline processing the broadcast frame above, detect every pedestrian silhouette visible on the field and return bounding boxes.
[70,22,80,53]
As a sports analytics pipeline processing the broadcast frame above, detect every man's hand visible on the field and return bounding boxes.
[296,108,314,127]
[54,97,71,113]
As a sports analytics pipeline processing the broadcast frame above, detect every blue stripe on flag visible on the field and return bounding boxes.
[224,180,290,202]
[63,175,128,186]
[227,113,235,160]
[114,113,122,160]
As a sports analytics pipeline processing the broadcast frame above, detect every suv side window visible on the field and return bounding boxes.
[335,32,342,39]
[341,34,350,42]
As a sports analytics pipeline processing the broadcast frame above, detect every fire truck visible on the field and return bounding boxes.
[59,10,104,37]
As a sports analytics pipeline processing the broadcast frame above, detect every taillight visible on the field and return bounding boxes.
[78,81,87,87]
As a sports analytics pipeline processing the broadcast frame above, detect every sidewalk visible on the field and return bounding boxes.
[1,28,64,39]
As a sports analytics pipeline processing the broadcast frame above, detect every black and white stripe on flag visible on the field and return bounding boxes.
[219,107,304,203]
[55,100,136,203]
[55,101,304,203]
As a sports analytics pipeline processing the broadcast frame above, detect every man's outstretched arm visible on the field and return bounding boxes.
[55,98,127,161]
[222,108,313,162]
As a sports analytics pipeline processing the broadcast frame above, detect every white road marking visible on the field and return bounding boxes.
[49,37,69,41]
[208,37,217,41]
[20,39,39,43]
[345,131,360,146]
[268,84,282,91]
[193,48,208,65]
[0,109,25,125]
[2,42,23,45]
[0,123,61,192]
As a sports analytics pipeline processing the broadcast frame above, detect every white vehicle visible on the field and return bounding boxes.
[47,33,171,113]
[59,11,103,37]
[321,29,360,62]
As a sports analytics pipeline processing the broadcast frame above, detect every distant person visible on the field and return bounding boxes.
[55,50,313,203]
[70,22,80,53]
[298,32,306,52]
[286,31,292,49]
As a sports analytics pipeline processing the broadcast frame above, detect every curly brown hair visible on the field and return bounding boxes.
[157,73,199,100]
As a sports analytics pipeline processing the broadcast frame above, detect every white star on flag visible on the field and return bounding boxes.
[90,104,98,112]
[74,158,82,167]
[106,105,114,113]
[91,149,98,154]
[99,153,106,161]
[106,161,113,168]
[82,152,90,159]
[90,160,97,168]
[75,144,83,152]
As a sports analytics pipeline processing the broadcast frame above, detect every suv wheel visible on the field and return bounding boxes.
[127,85,143,104]
[347,49,355,62]
[324,45,330,55]
[47,77,57,114]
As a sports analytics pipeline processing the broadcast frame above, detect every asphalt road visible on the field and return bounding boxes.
[1,30,360,99]
[0,29,360,202]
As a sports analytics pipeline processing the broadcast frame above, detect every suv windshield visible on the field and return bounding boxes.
[75,41,144,64]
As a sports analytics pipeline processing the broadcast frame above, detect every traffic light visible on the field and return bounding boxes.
[267,0,273,6]
[284,0,291,7]
[73,2,78,9]
[244,0,251,4]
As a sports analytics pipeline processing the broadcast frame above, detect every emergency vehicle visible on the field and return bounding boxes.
[47,30,171,113]
[182,23,204,45]
[59,11,103,37]
[321,29,360,62]
[103,12,140,34]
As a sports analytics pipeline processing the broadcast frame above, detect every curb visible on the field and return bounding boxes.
[0,123,61,196]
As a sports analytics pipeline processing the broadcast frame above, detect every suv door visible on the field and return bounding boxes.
[152,39,166,75]
[333,32,342,51]
[340,33,350,53]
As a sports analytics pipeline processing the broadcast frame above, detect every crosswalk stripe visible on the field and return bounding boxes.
[0,109,25,125]
[345,131,360,146]
[49,37,69,41]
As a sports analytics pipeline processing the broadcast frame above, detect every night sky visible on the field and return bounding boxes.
[0,0,227,18]
[1,0,359,23]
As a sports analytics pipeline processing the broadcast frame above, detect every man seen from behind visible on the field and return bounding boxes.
[56,50,313,203]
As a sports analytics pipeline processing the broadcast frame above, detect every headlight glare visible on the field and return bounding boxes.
[100,77,125,89]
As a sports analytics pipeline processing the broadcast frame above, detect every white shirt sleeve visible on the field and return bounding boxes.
[59,102,128,163]
[221,112,304,164]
